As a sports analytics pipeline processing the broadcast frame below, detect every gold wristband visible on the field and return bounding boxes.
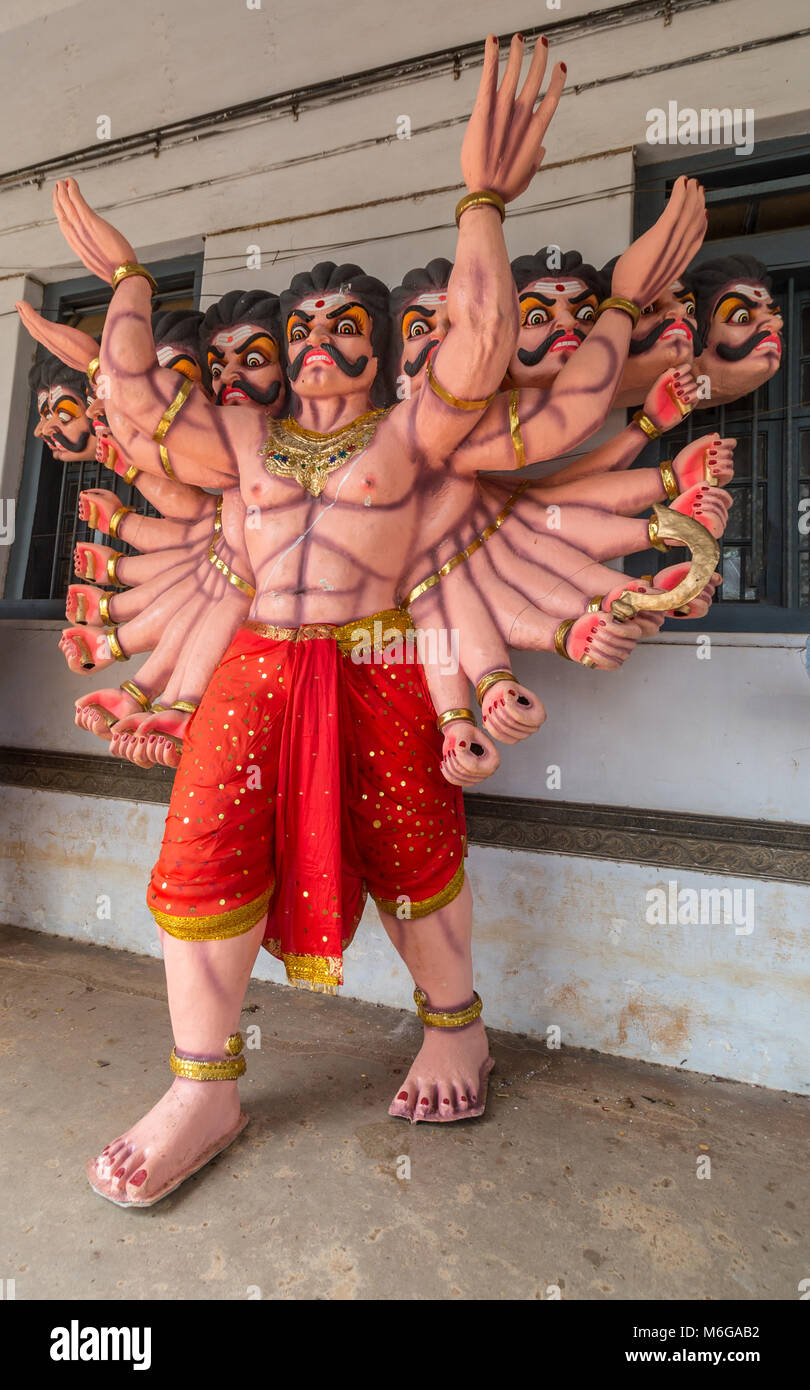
[122,463,139,485]
[475,669,513,705]
[648,514,669,552]
[659,459,679,501]
[111,261,158,295]
[106,628,128,662]
[153,376,195,479]
[170,700,198,714]
[87,357,101,386]
[632,409,661,441]
[436,707,476,732]
[586,595,604,613]
[120,679,151,711]
[455,190,506,226]
[414,987,483,1029]
[426,355,496,413]
[508,389,526,468]
[597,296,641,327]
[108,505,133,540]
[106,552,125,587]
[98,592,113,626]
[554,618,576,660]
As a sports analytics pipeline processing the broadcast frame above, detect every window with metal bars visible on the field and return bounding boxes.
[630,135,810,632]
[3,254,202,616]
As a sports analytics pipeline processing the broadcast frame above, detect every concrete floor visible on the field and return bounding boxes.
[1,923,806,1301]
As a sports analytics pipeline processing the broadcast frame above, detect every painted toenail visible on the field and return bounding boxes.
[460,1095,468,1102]
[420,1098,430,1106]
[397,1091,408,1101]
[442,1098,450,1105]
[113,1167,125,1178]
[130,1170,147,1187]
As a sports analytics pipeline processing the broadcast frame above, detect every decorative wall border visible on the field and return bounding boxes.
[1,746,808,885]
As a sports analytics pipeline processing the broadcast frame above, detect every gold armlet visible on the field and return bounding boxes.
[152,377,195,479]
[475,669,513,705]
[106,552,125,587]
[170,700,198,714]
[120,680,151,711]
[111,261,158,295]
[597,296,641,327]
[426,356,496,413]
[659,460,679,502]
[455,190,505,226]
[169,1033,245,1082]
[414,988,483,1029]
[87,357,101,386]
[108,505,133,540]
[508,389,527,469]
[586,595,604,613]
[98,592,114,626]
[648,514,669,552]
[436,707,476,732]
[122,463,139,485]
[106,628,128,662]
[554,618,576,661]
[632,409,661,441]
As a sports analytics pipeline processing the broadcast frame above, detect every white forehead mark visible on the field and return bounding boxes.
[211,323,266,350]
[726,282,770,302]
[671,280,685,292]
[295,293,351,315]
[157,343,184,366]
[37,391,47,409]
[410,292,448,310]
[525,278,589,296]
[48,385,70,408]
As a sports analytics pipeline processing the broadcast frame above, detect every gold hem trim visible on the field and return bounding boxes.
[373,860,465,919]
[150,886,273,941]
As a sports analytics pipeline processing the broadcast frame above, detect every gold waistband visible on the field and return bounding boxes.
[245,606,413,656]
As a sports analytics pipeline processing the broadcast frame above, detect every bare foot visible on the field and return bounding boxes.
[87,1078,248,1207]
[75,688,143,741]
[388,1018,494,1123]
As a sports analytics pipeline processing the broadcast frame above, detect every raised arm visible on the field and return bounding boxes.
[389,33,565,464]
[50,179,259,487]
[450,177,707,474]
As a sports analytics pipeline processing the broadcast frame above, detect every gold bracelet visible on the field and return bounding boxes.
[475,669,513,705]
[111,261,158,295]
[414,987,483,1029]
[426,356,496,413]
[120,680,151,711]
[436,706,476,732]
[554,618,576,660]
[87,357,100,386]
[169,1039,246,1082]
[122,463,139,485]
[659,459,679,501]
[98,592,113,626]
[99,442,117,474]
[106,628,128,661]
[152,376,195,479]
[597,296,641,327]
[586,595,604,613]
[648,514,669,552]
[170,700,198,714]
[508,389,526,468]
[632,409,661,441]
[106,552,125,587]
[108,505,133,540]
[455,190,506,226]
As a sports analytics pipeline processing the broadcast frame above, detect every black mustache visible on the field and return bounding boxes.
[49,429,92,454]
[404,338,439,377]
[630,315,699,356]
[517,326,585,368]
[287,340,369,382]
[716,327,780,362]
[215,376,282,406]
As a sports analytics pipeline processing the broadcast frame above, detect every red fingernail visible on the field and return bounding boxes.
[541,36,548,47]
[560,61,566,72]
[113,1167,125,1179]
[459,741,467,748]
[420,1098,430,1107]
[397,1091,408,1101]
[130,1169,147,1187]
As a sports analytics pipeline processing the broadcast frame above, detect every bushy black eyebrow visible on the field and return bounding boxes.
[286,308,313,325]
[715,290,758,312]
[519,290,555,307]
[326,301,365,320]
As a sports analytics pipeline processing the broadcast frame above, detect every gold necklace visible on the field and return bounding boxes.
[260,407,391,497]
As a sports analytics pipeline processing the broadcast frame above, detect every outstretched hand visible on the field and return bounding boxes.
[52,178,136,285]
[461,33,566,204]
[15,300,97,373]
[612,176,707,309]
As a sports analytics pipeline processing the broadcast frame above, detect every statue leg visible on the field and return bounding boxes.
[86,915,266,1206]
[377,876,493,1123]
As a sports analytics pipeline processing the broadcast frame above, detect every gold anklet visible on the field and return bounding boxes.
[170,1033,245,1081]
[120,680,150,711]
[414,988,483,1029]
[108,505,133,540]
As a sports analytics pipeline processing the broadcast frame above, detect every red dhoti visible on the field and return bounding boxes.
[147,608,466,990]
